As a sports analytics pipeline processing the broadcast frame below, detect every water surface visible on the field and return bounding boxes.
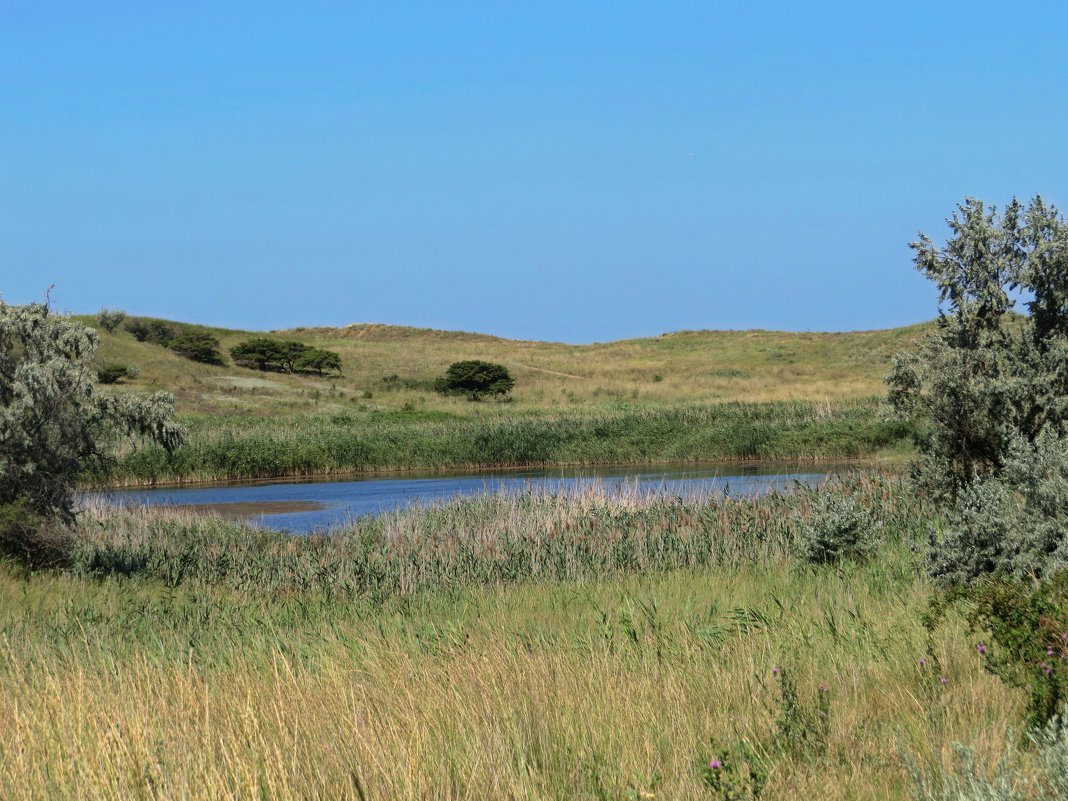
[95,461,857,533]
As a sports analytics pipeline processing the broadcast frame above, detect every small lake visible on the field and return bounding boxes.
[93,462,860,534]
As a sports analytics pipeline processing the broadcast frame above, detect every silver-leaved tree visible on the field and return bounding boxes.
[888,196,1068,582]
[0,301,184,562]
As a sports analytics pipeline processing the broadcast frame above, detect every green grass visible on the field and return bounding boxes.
[0,477,1027,800]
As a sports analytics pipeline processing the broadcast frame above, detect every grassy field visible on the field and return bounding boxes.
[79,315,927,483]
[0,477,1029,800]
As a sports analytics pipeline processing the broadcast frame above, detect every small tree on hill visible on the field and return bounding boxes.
[96,308,126,333]
[230,337,281,370]
[277,340,312,372]
[435,360,515,400]
[295,348,342,375]
[230,337,323,372]
[170,330,226,365]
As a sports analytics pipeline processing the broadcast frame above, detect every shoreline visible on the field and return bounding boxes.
[84,453,909,491]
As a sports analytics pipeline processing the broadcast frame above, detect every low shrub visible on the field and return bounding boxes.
[796,492,877,565]
[96,363,138,384]
[0,501,73,568]
[945,572,1068,728]
[906,715,1068,800]
[930,431,1068,586]
[124,317,178,345]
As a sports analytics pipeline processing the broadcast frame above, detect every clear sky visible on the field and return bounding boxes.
[3,2,1067,342]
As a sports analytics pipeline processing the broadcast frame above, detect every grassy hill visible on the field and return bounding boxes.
[74,315,928,483]
[80,315,930,419]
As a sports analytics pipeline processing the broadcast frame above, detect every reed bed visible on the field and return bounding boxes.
[93,399,911,486]
[72,474,929,598]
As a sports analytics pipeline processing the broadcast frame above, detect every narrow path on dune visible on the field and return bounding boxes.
[513,363,588,380]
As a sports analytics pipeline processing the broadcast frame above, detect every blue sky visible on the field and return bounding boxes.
[3,1,1067,342]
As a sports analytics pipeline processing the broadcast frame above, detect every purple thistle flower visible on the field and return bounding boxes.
[918,658,927,667]
[939,676,948,685]
[709,759,722,770]
[771,667,780,676]
[977,643,987,655]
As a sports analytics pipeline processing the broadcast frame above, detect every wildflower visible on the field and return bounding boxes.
[1048,647,1055,657]
[708,759,722,770]
[818,683,828,693]
[771,667,780,676]
[918,658,926,668]
[1042,662,1054,676]
[976,643,987,655]
[939,675,948,685]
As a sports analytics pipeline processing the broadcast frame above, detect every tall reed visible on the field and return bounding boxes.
[92,400,912,486]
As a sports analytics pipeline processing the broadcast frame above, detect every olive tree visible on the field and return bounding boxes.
[0,302,184,541]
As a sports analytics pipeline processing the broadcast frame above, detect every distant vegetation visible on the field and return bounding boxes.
[120,316,227,366]
[124,316,178,345]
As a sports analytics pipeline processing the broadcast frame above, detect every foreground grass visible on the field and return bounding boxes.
[0,561,1017,801]
[0,477,1033,799]
[97,399,912,486]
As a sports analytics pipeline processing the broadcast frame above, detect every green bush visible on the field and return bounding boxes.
[123,317,178,346]
[948,572,1068,728]
[294,347,341,375]
[435,360,515,400]
[0,500,73,568]
[796,492,877,565]
[930,431,1068,585]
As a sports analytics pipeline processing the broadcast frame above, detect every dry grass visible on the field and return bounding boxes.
[0,563,1019,801]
